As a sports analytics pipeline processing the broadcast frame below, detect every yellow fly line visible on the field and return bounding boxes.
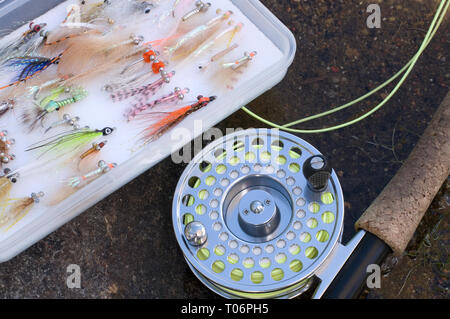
[242,0,449,134]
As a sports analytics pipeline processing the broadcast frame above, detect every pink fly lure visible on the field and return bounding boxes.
[127,86,189,121]
[108,70,176,102]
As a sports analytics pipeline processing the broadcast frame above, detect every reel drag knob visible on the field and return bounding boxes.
[303,155,332,192]
[238,190,280,238]
[184,221,207,246]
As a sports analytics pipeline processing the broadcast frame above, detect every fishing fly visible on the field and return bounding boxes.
[207,50,257,90]
[182,21,242,71]
[0,52,64,91]
[222,51,257,70]
[50,1,115,49]
[127,86,190,121]
[0,131,15,165]
[78,140,107,169]
[20,22,48,44]
[182,1,212,21]
[103,0,161,24]
[164,10,233,60]
[49,159,116,206]
[65,0,101,24]
[138,0,195,47]
[0,169,19,203]
[192,22,243,59]
[138,95,216,145]
[198,43,238,70]
[56,33,144,84]
[69,160,116,188]
[45,114,81,134]
[27,77,69,100]
[0,22,48,62]
[134,1,156,15]
[0,191,44,230]
[172,0,182,17]
[42,29,103,55]
[25,126,114,159]
[0,100,15,118]
[21,86,88,131]
[107,70,176,101]
[110,47,172,90]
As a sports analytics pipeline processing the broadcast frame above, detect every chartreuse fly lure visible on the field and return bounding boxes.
[25,127,114,159]
[22,86,88,131]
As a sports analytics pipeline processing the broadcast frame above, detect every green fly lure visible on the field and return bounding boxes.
[25,127,114,159]
[22,86,88,131]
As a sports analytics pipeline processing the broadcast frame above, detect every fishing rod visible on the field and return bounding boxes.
[322,92,449,298]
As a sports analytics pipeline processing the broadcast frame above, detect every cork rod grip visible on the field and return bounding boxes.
[356,92,450,255]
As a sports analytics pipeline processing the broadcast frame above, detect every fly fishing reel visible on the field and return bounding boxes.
[172,129,357,299]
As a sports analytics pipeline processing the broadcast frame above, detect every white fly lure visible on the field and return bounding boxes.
[164,9,233,61]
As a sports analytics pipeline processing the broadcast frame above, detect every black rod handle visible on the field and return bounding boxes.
[322,232,391,299]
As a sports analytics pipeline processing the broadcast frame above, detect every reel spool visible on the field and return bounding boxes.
[172,129,346,299]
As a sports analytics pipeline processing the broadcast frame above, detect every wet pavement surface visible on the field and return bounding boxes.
[0,0,448,298]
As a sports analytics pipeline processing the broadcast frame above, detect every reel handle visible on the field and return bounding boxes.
[303,155,332,192]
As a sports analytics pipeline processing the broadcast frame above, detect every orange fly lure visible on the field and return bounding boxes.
[139,95,216,145]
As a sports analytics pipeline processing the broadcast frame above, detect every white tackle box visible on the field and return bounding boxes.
[0,0,296,261]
